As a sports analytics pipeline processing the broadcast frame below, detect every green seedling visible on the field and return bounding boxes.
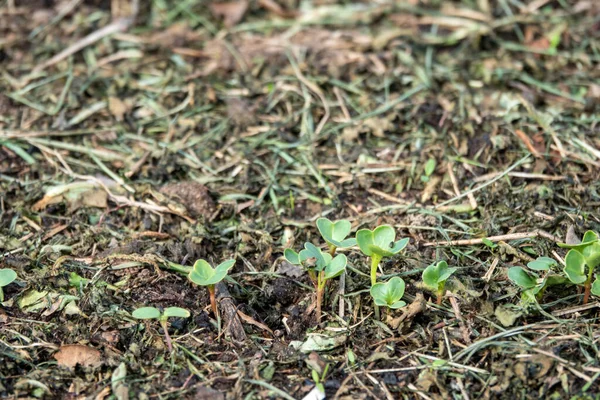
[370,277,406,309]
[132,306,190,352]
[316,217,356,255]
[559,230,600,304]
[285,242,347,322]
[422,260,457,305]
[0,268,17,302]
[188,259,235,317]
[508,256,565,304]
[357,225,408,319]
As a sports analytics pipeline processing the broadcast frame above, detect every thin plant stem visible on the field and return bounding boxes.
[160,318,173,352]
[370,255,382,320]
[208,285,218,317]
[583,266,594,304]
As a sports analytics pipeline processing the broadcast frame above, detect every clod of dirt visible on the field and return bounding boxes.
[270,278,298,307]
[160,181,216,219]
[53,344,103,369]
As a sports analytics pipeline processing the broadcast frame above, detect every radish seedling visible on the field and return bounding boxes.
[132,306,190,352]
[370,277,406,309]
[188,259,235,317]
[559,230,600,304]
[356,225,409,286]
[0,268,17,302]
[422,260,457,305]
[508,257,565,305]
[285,242,347,322]
[316,218,356,255]
[357,225,408,319]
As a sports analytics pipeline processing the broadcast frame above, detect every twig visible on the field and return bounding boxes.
[423,230,561,247]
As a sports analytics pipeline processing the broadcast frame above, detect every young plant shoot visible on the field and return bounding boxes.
[0,269,17,302]
[284,242,347,322]
[356,226,409,286]
[356,225,408,318]
[188,259,235,317]
[508,257,565,305]
[370,277,406,311]
[422,260,457,305]
[316,218,356,255]
[558,231,600,304]
[132,306,190,352]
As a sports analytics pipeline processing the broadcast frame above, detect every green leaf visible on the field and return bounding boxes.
[0,269,17,287]
[527,257,556,271]
[132,307,161,319]
[163,307,190,318]
[424,158,436,176]
[558,230,599,250]
[284,249,301,265]
[316,218,356,248]
[582,242,600,269]
[370,277,406,309]
[356,229,375,256]
[324,254,347,280]
[188,259,235,286]
[591,278,600,297]
[507,267,538,289]
[481,238,497,249]
[564,250,587,284]
[357,226,409,258]
[422,260,457,291]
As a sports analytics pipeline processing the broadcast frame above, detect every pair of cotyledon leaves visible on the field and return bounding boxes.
[284,242,347,280]
[188,259,236,286]
[558,230,600,295]
[422,261,457,293]
[316,218,409,258]
[370,277,406,309]
[132,306,190,320]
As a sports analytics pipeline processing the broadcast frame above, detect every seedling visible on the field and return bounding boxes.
[559,230,600,304]
[422,260,457,305]
[285,242,347,321]
[316,217,356,255]
[132,306,190,352]
[356,226,409,286]
[188,259,235,317]
[508,257,565,304]
[370,277,406,309]
[357,225,408,319]
[0,268,17,302]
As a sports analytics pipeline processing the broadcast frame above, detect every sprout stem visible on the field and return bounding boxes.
[370,255,382,320]
[208,285,218,317]
[584,267,595,304]
[160,318,173,352]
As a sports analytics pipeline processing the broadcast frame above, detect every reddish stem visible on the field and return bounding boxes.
[208,285,218,317]
[583,281,591,305]
[160,319,173,352]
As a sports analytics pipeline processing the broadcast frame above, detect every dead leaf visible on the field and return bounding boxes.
[160,181,215,219]
[108,97,128,121]
[54,345,103,369]
[210,1,249,27]
[32,181,108,212]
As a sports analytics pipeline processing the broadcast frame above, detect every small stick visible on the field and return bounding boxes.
[447,162,477,210]
[423,230,561,247]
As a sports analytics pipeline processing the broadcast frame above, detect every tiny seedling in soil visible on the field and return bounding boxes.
[508,257,565,305]
[285,242,347,322]
[559,230,600,304]
[422,260,457,305]
[316,217,356,255]
[0,268,17,302]
[132,306,190,352]
[188,259,236,317]
[356,225,408,319]
[370,277,406,311]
